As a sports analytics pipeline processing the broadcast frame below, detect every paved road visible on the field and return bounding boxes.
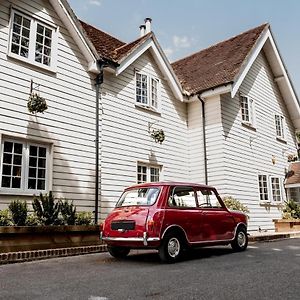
[1,238,300,300]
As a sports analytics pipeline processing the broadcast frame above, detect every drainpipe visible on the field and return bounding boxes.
[94,61,105,224]
[198,95,208,185]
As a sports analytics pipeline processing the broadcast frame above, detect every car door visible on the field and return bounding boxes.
[196,188,236,241]
[163,186,202,243]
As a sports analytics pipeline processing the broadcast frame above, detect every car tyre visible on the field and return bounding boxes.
[231,227,248,251]
[159,231,183,263]
[107,246,130,259]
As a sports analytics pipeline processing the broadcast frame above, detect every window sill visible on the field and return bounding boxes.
[135,103,161,115]
[241,122,256,131]
[259,201,282,207]
[0,189,47,196]
[276,137,287,144]
[7,52,57,74]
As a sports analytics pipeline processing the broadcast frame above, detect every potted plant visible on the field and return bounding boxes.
[27,92,48,114]
[150,129,165,144]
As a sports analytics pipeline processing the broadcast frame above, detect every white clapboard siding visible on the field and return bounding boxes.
[220,52,297,231]
[0,0,96,212]
[100,51,189,220]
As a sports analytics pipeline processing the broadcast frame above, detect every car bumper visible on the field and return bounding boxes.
[101,232,160,246]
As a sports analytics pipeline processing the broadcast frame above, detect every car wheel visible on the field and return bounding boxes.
[107,246,130,259]
[231,227,248,251]
[159,231,183,263]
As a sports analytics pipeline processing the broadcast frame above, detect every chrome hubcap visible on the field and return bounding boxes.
[237,231,246,248]
[168,237,180,258]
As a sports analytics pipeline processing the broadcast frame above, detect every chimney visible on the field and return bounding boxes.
[144,17,152,34]
[139,24,146,37]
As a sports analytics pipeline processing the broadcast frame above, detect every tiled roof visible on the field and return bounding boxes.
[79,20,125,62]
[79,20,152,64]
[285,162,300,185]
[171,23,269,95]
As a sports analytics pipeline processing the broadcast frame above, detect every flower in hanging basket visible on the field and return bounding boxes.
[27,93,48,114]
[151,129,165,144]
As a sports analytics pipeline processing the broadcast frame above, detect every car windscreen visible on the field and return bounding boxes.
[116,187,160,207]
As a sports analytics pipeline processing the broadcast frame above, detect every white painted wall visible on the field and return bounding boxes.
[220,52,297,231]
[0,0,96,212]
[100,51,189,219]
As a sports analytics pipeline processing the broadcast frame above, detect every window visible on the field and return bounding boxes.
[137,164,160,184]
[240,95,254,126]
[168,186,197,208]
[0,139,50,193]
[257,175,284,203]
[258,175,269,202]
[271,177,282,202]
[196,189,222,208]
[9,10,57,70]
[135,72,160,110]
[275,115,285,140]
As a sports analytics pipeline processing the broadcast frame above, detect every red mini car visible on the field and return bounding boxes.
[101,182,248,263]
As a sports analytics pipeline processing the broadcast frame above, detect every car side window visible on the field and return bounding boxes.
[196,189,222,208]
[168,186,197,208]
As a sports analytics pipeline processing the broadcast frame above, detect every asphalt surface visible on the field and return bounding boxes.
[1,238,300,300]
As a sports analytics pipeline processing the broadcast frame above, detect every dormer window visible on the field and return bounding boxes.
[240,95,255,126]
[8,10,57,71]
[135,71,160,111]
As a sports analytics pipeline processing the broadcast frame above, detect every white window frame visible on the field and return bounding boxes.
[258,174,285,204]
[275,114,286,141]
[135,71,160,111]
[258,174,270,203]
[137,163,161,184]
[240,94,255,127]
[8,9,58,72]
[0,138,51,195]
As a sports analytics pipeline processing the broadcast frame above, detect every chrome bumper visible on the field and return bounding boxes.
[101,232,160,246]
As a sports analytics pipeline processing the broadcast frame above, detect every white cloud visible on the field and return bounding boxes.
[89,0,101,6]
[173,35,192,49]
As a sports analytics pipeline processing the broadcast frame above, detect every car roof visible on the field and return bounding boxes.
[125,181,216,191]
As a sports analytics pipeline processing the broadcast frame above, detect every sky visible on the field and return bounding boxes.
[68,0,300,95]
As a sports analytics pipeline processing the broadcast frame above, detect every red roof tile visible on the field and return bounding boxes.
[79,20,125,62]
[285,162,300,185]
[171,23,269,95]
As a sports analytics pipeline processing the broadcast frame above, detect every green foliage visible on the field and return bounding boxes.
[0,209,13,226]
[60,200,76,225]
[75,212,92,225]
[32,192,61,225]
[8,200,28,226]
[27,93,48,114]
[25,213,41,226]
[223,196,250,215]
[282,200,300,219]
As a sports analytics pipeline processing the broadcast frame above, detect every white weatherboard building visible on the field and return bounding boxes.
[1,0,300,232]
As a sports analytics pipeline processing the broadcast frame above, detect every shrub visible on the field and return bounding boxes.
[75,212,93,225]
[60,200,76,225]
[282,200,300,219]
[8,200,28,226]
[0,209,13,226]
[25,213,41,226]
[223,196,250,215]
[32,192,61,225]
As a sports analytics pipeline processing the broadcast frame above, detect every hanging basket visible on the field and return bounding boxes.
[151,129,165,144]
[27,93,48,114]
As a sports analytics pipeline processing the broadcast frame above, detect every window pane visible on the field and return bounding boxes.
[22,17,31,29]
[37,179,45,190]
[2,165,12,176]
[29,157,37,167]
[169,186,196,208]
[38,158,46,168]
[12,166,21,176]
[29,167,37,178]
[28,178,36,190]
[14,14,22,25]
[12,177,21,189]
[38,169,46,179]
[1,176,11,188]
[35,24,52,66]
[30,146,38,156]
[13,155,22,165]
[3,153,12,164]
[39,147,46,157]
[13,24,21,34]
[11,44,20,54]
[4,142,13,153]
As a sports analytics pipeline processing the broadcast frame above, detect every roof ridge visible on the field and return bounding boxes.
[172,23,269,65]
[114,32,152,52]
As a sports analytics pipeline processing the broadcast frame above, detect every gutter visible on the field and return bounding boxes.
[198,95,208,185]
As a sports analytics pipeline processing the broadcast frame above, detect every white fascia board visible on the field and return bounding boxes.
[116,40,183,101]
[49,0,99,73]
[231,31,269,98]
[285,183,300,188]
[200,84,232,99]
